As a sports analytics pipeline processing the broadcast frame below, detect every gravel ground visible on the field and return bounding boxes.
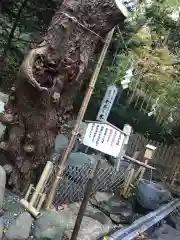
[2,189,36,239]
[3,189,23,229]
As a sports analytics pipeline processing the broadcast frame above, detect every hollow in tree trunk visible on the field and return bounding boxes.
[1,0,127,191]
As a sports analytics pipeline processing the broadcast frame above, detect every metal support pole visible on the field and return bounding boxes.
[70,160,100,240]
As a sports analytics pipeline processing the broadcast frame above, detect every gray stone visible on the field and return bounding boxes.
[67,121,87,138]
[92,154,111,169]
[67,152,96,166]
[0,92,9,104]
[54,134,68,153]
[3,165,13,176]
[59,203,113,240]
[64,215,109,240]
[152,224,180,240]
[66,153,96,186]
[136,180,172,210]
[3,203,24,229]
[109,214,122,224]
[85,204,113,229]
[5,212,32,240]
[0,166,6,209]
[94,192,113,203]
[61,202,113,230]
[60,202,80,215]
[165,212,180,231]
[99,195,133,224]
[0,217,4,240]
[34,210,71,240]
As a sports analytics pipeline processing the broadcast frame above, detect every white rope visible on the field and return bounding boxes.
[60,12,105,42]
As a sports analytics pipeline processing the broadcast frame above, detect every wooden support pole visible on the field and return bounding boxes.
[136,144,156,184]
[132,167,143,183]
[123,168,135,198]
[121,145,157,198]
[137,159,148,183]
[124,155,155,170]
[45,27,115,209]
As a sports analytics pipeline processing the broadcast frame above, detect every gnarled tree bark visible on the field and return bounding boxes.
[2,0,127,191]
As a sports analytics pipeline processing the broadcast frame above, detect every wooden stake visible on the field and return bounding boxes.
[138,159,148,183]
[123,168,135,198]
[45,27,116,209]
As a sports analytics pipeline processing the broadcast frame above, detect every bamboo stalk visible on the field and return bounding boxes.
[132,166,143,183]
[36,193,46,211]
[30,161,53,207]
[137,159,148,184]
[24,184,33,201]
[123,168,135,198]
[45,27,115,209]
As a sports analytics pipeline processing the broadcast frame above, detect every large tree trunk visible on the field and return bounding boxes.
[1,0,126,191]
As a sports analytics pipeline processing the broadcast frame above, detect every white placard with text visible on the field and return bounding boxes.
[82,122,125,157]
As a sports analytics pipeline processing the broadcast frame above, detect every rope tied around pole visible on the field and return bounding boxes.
[59,12,105,42]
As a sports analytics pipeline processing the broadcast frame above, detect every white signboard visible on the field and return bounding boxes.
[82,122,125,158]
[96,85,118,122]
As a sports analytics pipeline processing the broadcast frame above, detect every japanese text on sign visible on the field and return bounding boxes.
[96,85,118,122]
[82,122,125,157]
